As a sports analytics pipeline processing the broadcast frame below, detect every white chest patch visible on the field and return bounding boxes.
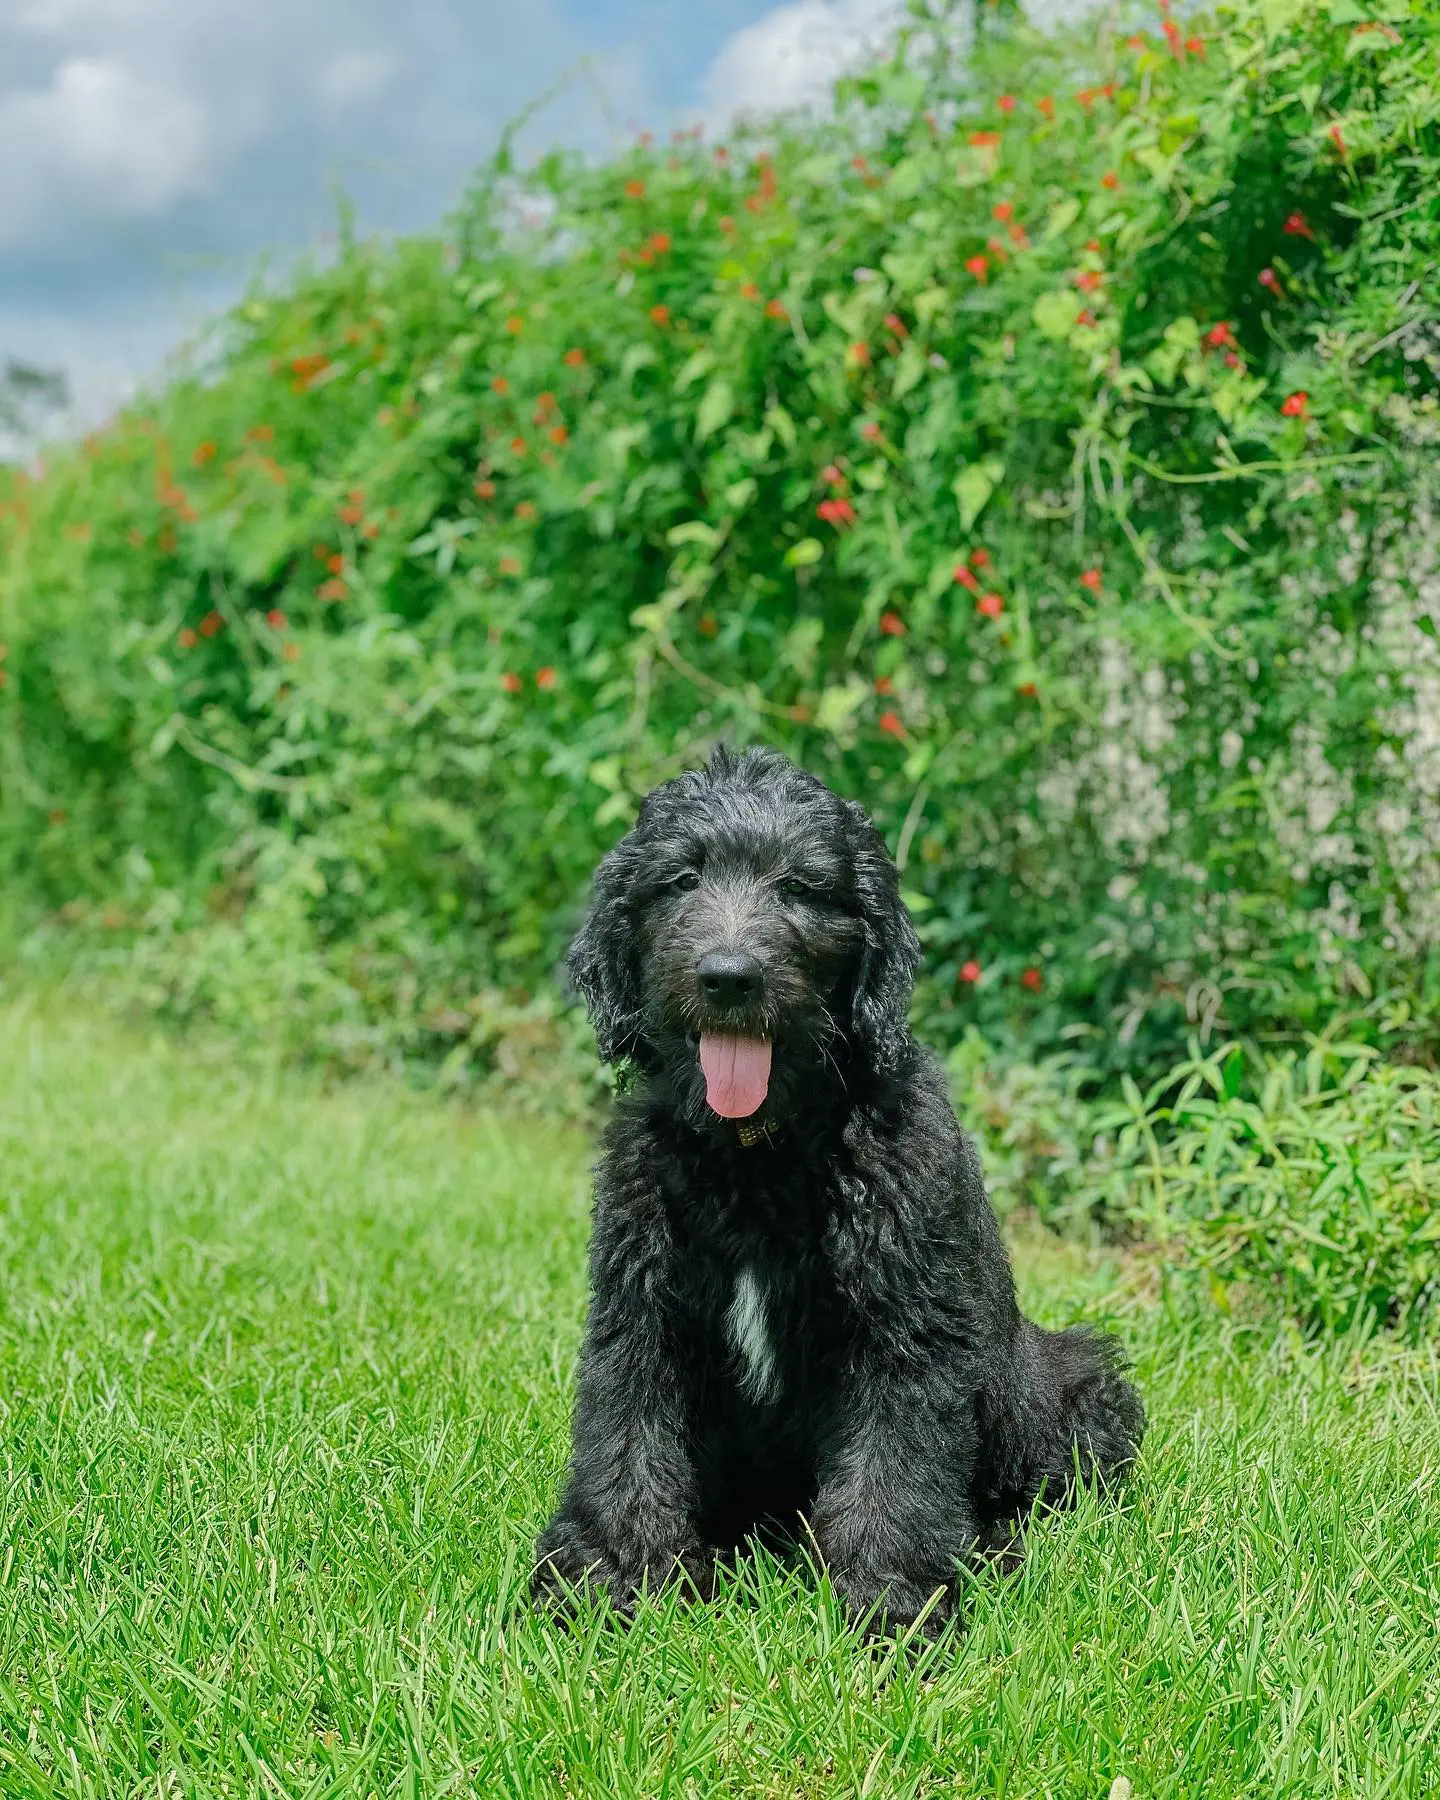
[727,1266,781,1403]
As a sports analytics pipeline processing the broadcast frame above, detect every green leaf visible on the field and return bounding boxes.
[675,350,716,392]
[696,378,735,443]
[765,405,797,451]
[783,538,824,569]
[952,459,1004,531]
[1044,199,1081,241]
[1033,291,1081,340]
[814,677,868,734]
[1416,615,1437,640]
[666,521,719,548]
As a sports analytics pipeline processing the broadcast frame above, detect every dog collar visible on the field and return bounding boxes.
[736,1119,778,1148]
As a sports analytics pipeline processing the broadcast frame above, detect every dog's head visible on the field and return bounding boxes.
[568,747,920,1129]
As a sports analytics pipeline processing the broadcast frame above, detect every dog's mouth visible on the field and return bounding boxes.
[694,1031,772,1119]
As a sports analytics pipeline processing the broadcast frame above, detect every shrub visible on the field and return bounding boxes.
[2,0,1439,1082]
[1085,1038,1440,1336]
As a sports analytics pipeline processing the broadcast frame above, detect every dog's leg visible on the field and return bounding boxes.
[810,1364,981,1638]
[533,1167,710,1617]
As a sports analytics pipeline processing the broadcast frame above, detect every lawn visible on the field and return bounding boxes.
[1,998,1438,1798]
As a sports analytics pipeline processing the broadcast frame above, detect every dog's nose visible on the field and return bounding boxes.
[696,951,764,1010]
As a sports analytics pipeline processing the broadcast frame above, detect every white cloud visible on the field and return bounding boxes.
[700,0,903,122]
[0,56,212,246]
[316,49,398,112]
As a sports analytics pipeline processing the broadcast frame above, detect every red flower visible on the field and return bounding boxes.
[958,960,981,984]
[1126,31,1147,48]
[969,547,991,569]
[764,298,788,320]
[266,609,287,629]
[501,672,523,693]
[515,501,538,522]
[1101,171,1120,190]
[200,609,223,637]
[1163,18,1183,55]
[879,611,906,636]
[649,304,671,327]
[965,254,989,282]
[852,155,868,174]
[1080,568,1103,593]
[817,498,857,528]
[1076,309,1097,327]
[1076,269,1103,294]
[564,348,586,367]
[875,676,895,695]
[1017,681,1038,698]
[740,281,761,301]
[193,440,216,468]
[650,232,671,254]
[283,643,301,663]
[1258,267,1283,296]
[848,341,871,367]
[1020,967,1044,992]
[992,201,1014,224]
[1037,96,1055,120]
[1224,352,1243,369]
[1280,391,1309,418]
[1008,222,1030,249]
[318,578,347,601]
[861,421,883,443]
[491,376,509,395]
[177,627,198,649]
[969,130,1001,148]
[327,553,344,574]
[549,424,569,445]
[1205,321,1237,349]
[821,463,845,487]
[976,593,1003,619]
[1282,211,1314,239]
[883,312,907,337]
[475,478,496,499]
[1329,123,1347,160]
[510,436,528,456]
[498,556,521,576]
[624,179,645,198]
[1185,35,1204,55]
[697,614,718,636]
[536,666,557,690]
[878,710,905,738]
[955,565,980,592]
[718,215,736,234]
[503,315,523,336]
[997,95,1016,114]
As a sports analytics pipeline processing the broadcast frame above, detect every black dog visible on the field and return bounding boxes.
[534,747,1143,1633]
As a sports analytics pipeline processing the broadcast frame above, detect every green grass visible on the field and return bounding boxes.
[1,1000,1438,1798]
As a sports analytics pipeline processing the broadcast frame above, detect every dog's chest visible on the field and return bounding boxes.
[725,1266,782,1403]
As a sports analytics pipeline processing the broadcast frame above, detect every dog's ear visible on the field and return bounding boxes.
[846,802,922,1073]
[566,832,646,1064]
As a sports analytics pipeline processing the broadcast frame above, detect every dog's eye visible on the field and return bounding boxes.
[781,877,812,899]
[670,870,701,892]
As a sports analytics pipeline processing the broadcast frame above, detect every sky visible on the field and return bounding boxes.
[0,0,913,432]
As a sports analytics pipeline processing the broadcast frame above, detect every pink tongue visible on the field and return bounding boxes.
[699,1033,772,1119]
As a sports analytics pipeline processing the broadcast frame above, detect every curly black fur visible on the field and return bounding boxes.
[536,747,1145,1634]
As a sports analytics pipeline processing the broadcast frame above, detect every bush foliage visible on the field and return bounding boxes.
[2,0,1439,1092]
[955,1030,1440,1334]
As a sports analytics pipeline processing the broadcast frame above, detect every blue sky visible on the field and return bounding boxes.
[0,0,906,427]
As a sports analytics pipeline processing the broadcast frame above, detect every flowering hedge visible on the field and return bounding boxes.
[2,0,1439,1084]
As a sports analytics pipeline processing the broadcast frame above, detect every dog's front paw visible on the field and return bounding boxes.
[532,1514,714,1618]
[828,1565,957,1640]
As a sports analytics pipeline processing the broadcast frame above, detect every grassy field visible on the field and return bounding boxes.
[1,999,1438,1798]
